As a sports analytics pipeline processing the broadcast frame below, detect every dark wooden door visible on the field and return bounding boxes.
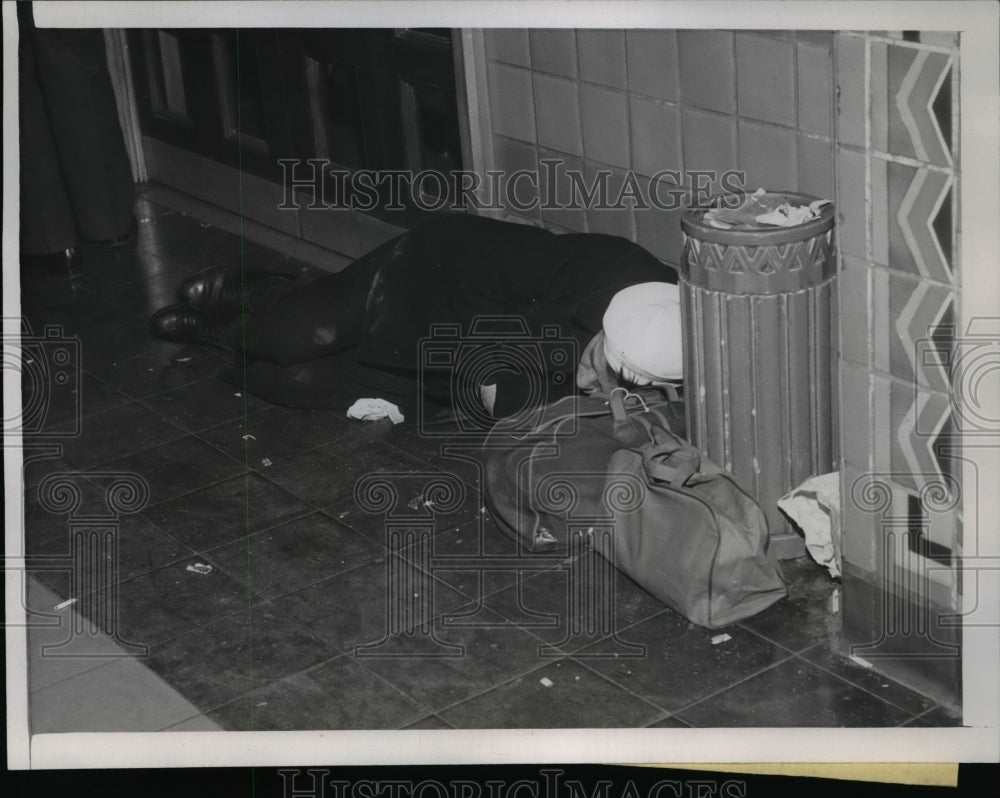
[128,28,463,221]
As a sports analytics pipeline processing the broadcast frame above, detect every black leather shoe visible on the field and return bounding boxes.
[177,267,292,318]
[149,305,237,351]
[21,247,84,277]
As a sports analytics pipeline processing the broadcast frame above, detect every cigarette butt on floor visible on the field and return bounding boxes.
[186,563,213,575]
[54,598,77,611]
[539,677,554,688]
[710,633,732,645]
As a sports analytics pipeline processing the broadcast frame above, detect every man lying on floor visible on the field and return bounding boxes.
[149,213,684,421]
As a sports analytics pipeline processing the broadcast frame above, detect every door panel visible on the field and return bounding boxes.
[129,28,462,228]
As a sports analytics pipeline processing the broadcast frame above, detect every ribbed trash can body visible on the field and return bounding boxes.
[680,192,837,560]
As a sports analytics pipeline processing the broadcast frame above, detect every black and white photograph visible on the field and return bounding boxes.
[4,0,999,771]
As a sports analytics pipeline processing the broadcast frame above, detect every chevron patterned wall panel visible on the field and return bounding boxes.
[836,31,961,607]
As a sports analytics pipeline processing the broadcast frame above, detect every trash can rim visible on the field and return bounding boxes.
[681,190,835,246]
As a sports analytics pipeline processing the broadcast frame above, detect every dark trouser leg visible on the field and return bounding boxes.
[19,5,77,255]
[29,18,135,241]
[241,233,400,367]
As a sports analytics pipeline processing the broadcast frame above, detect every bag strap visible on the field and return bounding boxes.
[505,396,610,440]
[502,387,680,442]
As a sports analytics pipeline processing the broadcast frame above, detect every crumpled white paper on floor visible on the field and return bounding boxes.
[777,471,842,578]
[346,397,405,425]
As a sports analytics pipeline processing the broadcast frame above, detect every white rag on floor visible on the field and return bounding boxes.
[346,398,405,425]
[777,472,842,578]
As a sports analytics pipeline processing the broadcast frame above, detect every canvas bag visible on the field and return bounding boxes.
[482,389,787,628]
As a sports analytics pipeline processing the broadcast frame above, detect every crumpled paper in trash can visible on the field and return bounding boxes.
[703,187,832,229]
[346,397,405,424]
[777,472,842,578]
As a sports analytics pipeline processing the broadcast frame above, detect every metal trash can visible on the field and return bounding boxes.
[679,191,837,560]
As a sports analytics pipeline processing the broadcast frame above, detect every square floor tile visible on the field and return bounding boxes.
[799,643,938,716]
[20,268,92,311]
[674,657,914,726]
[53,401,187,471]
[22,451,73,490]
[141,472,313,550]
[357,610,555,713]
[271,558,468,655]
[203,511,384,600]
[29,511,197,595]
[161,713,224,731]
[370,418,480,465]
[99,556,255,647]
[76,248,173,295]
[75,373,132,420]
[76,316,185,369]
[439,658,662,728]
[86,350,226,400]
[901,704,962,727]
[402,714,455,730]
[97,435,245,508]
[646,714,692,728]
[99,279,177,321]
[196,404,355,464]
[139,377,269,434]
[578,614,793,712]
[134,212,245,266]
[23,474,112,550]
[209,657,427,730]
[143,602,338,711]
[261,434,439,507]
[326,470,483,546]
[439,549,668,656]
[23,294,134,337]
[736,557,838,652]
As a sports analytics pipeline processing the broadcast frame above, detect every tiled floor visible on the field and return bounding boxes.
[18,187,962,732]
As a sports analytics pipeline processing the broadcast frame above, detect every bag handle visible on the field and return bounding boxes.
[641,437,702,486]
